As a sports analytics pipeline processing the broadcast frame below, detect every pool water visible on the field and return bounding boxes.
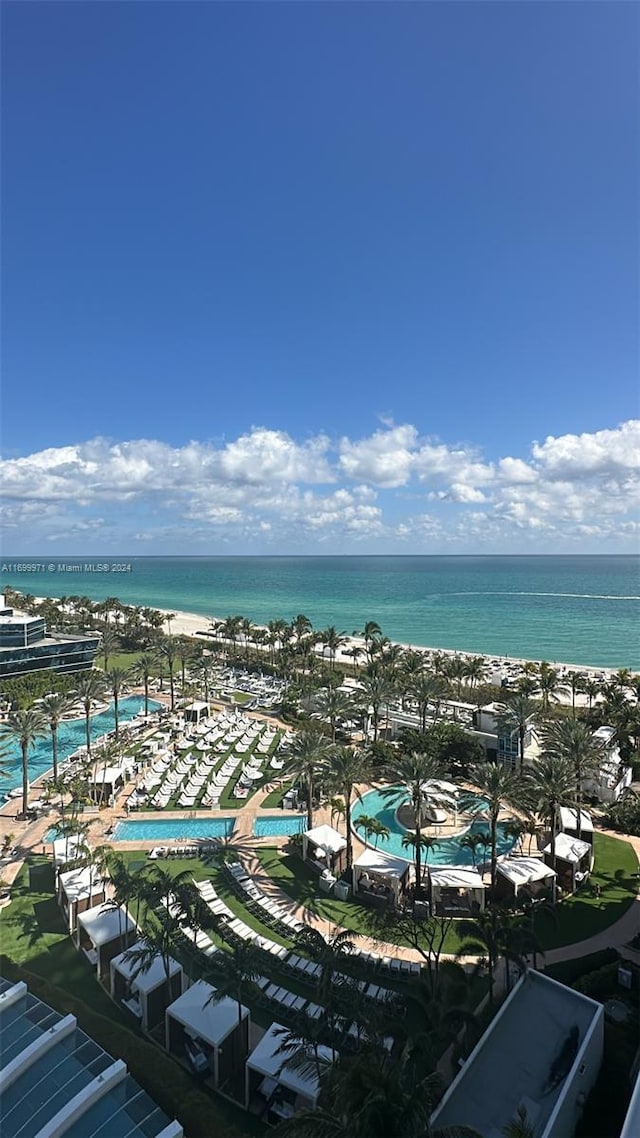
[0,696,161,801]
[111,817,235,842]
[351,786,516,866]
[253,815,306,838]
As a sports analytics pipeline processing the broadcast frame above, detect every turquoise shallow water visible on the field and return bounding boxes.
[253,815,306,838]
[1,697,161,800]
[4,555,638,667]
[351,786,516,866]
[111,817,235,841]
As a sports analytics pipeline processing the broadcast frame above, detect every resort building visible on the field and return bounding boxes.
[0,594,99,678]
[0,977,182,1138]
[430,970,604,1138]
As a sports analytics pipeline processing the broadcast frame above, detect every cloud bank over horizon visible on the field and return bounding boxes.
[2,419,638,554]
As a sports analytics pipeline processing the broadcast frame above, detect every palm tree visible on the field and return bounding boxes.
[470,762,519,894]
[358,665,396,743]
[401,832,439,866]
[524,755,576,883]
[324,796,346,830]
[539,719,605,840]
[38,691,74,781]
[322,626,348,670]
[495,693,537,771]
[323,746,371,871]
[311,686,354,744]
[537,662,568,713]
[382,751,448,895]
[204,940,258,1042]
[158,636,179,710]
[72,670,108,757]
[460,832,484,868]
[409,672,447,731]
[354,620,383,664]
[2,707,48,816]
[99,626,120,671]
[106,666,130,740]
[295,926,355,1024]
[134,651,159,717]
[565,671,585,718]
[368,818,390,849]
[354,813,378,846]
[285,730,333,829]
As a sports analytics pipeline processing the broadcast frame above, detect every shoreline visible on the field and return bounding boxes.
[158,607,619,684]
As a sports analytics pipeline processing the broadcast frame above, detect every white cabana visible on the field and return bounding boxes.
[302,824,347,876]
[352,848,410,909]
[428,865,485,916]
[90,764,126,805]
[559,807,594,844]
[76,903,136,980]
[57,865,107,932]
[111,942,183,1032]
[166,979,250,1089]
[184,701,210,724]
[245,1022,337,1119]
[542,833,592,894]
[496,856,556,900]
[52,834,85,867]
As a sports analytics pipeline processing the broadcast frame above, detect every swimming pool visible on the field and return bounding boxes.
[351,786,516,866]
[0,696,161,801]
[253,815,306,838]
[111,817,235,842]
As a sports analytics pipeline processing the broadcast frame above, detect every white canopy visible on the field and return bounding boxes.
[78,903,135,947]
[111,942,181,993]
[166,979,248,1047]
[91,765,125,786]
[428,866,485,890]
[497,857,556,888]
[52,834,85,866]
[559,807,594,834]
[246,1022,336,1106]
[352,848,409,879]
[58,865,104,904]
[302,824,347,854]
[542,833,591,865]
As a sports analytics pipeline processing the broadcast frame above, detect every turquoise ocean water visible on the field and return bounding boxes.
[4,556,637,669]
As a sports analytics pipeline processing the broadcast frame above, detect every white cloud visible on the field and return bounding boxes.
[1,419,637,552]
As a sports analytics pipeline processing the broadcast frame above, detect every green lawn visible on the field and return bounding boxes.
[1,857,263,1138]
[535,832,639,950]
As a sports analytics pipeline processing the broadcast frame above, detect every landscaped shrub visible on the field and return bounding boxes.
[545,948,620,988]
[574,962,628,1000]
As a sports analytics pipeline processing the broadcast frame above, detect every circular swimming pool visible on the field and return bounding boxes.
[351,785,517,866]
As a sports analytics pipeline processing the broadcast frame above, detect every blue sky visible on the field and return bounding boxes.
[2,1,638,554]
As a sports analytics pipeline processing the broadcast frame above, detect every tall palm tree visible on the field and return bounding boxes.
[72,670,109,757]
[285,730,333,829]
[495,693,537,771]
[537,662,568,713]
[99,626,120,672]
[409,672,447,731]
[106,666,130,740]
[204,940,258,1040]
[382,751,448,894]
[322,626,348,670]
[470,762,519,894]
[311,687,354,744]
[2,707,48,815]
[295,926,355,1025]
[354,813,378,847]
[368,818,390,849]
[457,907,522,1009]
[565,671,585,718]
[539,719,606,839]
[158,636,179,710]
[401,832,439,866]
[354,620,383,664]
[358,665,396,743]
[460,832,484,868]
[323,746,371,870]
[134,651,159,717]
[38,691,75,781]
[524,755,576,882]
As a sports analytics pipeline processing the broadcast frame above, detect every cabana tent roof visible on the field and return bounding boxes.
[542,834,590,864]
[52,835,85,865]
[112,942,181,992]
[78,903,135,946]
[559,807,594,834]
[58,865,104,903]
[302,824,347,853]
[90,765,124,785]
[496,857,556,887]
[167,979,248,1046]
[428,866,484,890]
[247,1022,336,1104]
[352,849,409,878]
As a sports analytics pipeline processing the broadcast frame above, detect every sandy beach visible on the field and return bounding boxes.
[158,607,617,687]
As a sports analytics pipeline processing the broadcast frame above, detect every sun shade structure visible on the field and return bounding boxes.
[430,970,604,1138]
[57,865,107,932]
[110,943,183,1032]
[184,701,209,723]
[52,834,85,867]
[0,977,182,1138]
[245,1021,337,1118]
[302,824,347,876]
[165,979,250,1090]
[542,834,592,893]
[559,808,594,844]
[352,848,410,908]
[495,856,556,901]
[76,904,136,981]
[427,865,485,916]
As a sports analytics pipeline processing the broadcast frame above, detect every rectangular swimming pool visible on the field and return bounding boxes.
[111,817,235,842]
[253,815,306,838]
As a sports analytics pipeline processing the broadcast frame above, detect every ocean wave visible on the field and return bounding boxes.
[444,592,640,601]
